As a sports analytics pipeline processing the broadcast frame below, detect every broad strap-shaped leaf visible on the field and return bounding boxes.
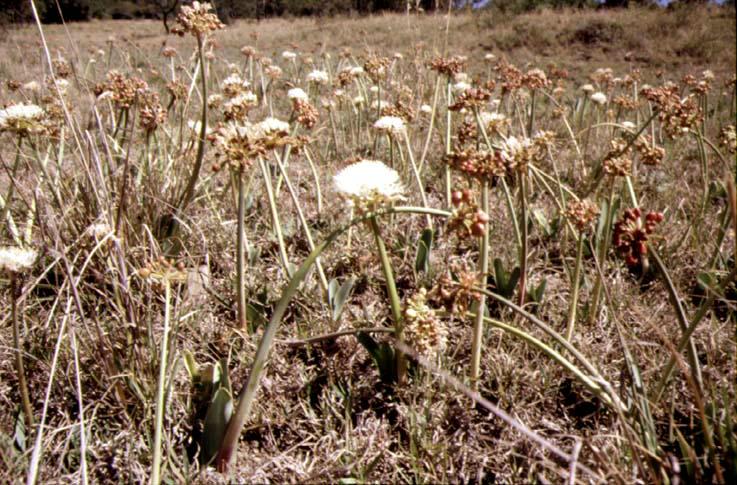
[202,388,233,465]
[414,228,434,274]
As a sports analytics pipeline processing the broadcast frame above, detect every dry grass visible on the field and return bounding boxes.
[0,5,735,484]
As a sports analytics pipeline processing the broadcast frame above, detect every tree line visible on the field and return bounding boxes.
[0,0,722,26]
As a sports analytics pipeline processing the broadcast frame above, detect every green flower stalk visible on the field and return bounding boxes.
[333,160,409,383]
[172,1,224,229]
[1,247,38,429]
[563,199,599,341]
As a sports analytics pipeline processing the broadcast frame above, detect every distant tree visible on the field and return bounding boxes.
[42,0,92,22]
[150,0,180,32]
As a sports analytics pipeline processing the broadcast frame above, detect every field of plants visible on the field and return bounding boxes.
[0,2,735,483]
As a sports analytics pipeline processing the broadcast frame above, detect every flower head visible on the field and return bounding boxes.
[590,92,608,105]
[334,160,405,210]
[258,117,290,135]
[221,73,250,98]
[372,115,406,136]
[0,103,47,135]
[175,1,224,38]
[404,288,446,356]
[282,50,297,60]
[0,247,37,273]
[306,69,329,84]
[287,87,309,102]
[581,84,594,93]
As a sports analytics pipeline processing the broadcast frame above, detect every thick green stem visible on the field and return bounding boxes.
[236,170,248,329]
[273,151,328,292]
[369,216,406,385]
[565,234,586,341]
[402,131,432,229]
[444,79,453,209]
[649,249,707,399]
[518,172,528,307]
[150,278,171,485]
[258,157,291,277]
[470,181,490,390]
[176,35,208,217]
[418,76,442,172]
[471,313,615,409]
[588,181,616,325]
[12,274,34,429]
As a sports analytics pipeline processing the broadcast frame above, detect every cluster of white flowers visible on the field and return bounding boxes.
[258,117,290,135]
[349,66,364,76]
[0,246,37,273]
[23,81,41,92]
[282,51,297,60]
[0,103,46,134]
[453,81,471,93]
[88,222,113,239]
[334,160,405,208]
[420,104,432,114]
[500,135,532,161]
[224,92,257,111]
[221,73,250,94]
[373,115,406,136]
[590,92,608,105]
[306,70,329,84]
[580,84,595,93]
[287,87,309,102]
[53,79,70,94]
[370,99,390,111]
[479,111,506,125]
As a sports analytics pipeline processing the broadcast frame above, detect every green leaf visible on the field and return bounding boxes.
[217,358,232,396]
[183,351,199,382]
[532,209,551,237]
[329,277,356,322]
[13,412,25,452]
[493,258,520,299]
[201,388,233,465]
[356,332,396,385]
[696,272,718,292]
[414,228,434,274]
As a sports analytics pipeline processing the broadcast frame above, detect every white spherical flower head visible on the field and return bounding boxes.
[479,111,506,125]
[590,92,607,106]
[287,87,309,102]
[258,117,290,135]
[23,81,41,92]
[221,73,250,92]
[0,246,37,273]
[373,116,406,136]
[369,86,379,94]
[334,160,405,209]
[53,79,70,93]
[500,135,532,163]
[0,103,46,134]
[621,121,636,130]
[353,96,365,106]
[420,104,432,114]
[349,66,364,76]
[282,50,297,60]
[453,81,471,93]
[306,69,329,84]
[581,84,595,93]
